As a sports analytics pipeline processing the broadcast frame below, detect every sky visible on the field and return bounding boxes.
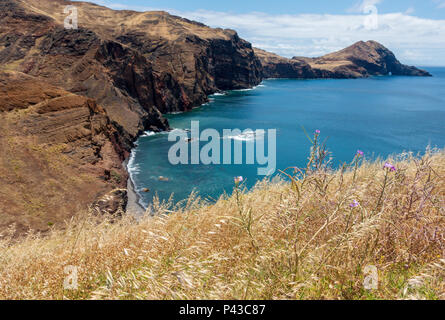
[79,0,445,65]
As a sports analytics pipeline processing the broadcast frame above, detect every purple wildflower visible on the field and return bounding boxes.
[234,176,244,184]
[357,150,364,157]
[384,162,397,172]
[350,200,360,208]
[315,129,321,135]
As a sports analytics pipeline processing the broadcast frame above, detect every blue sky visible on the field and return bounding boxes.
[90,0,445,18]
[83,0,445,65]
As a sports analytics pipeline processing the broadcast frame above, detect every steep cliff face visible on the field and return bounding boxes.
[1,1,166,148]
[0,71,128,235]
[116,27,262,113]
[255,48,316,79]
[0,0,262,137]
[256,41,431,79]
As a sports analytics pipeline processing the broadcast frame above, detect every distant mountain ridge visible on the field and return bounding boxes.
[256,41,431,79]
[0,0,432,235]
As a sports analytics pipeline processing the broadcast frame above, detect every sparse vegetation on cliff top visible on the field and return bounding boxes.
[0,140,443,300]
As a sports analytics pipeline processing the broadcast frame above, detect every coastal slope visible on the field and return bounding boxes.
[0,71,128,235]
[0,151,443,299]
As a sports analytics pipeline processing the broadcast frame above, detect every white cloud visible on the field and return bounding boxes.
[83,1,445,66]
[181,10,445,65]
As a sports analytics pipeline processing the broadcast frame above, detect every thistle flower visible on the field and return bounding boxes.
[350,200,360,208]
[384,162,397,172]
[357,150,364,157]
[234,176,244,184]
[315,129,321,135]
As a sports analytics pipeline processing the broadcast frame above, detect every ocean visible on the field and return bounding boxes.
[128,67,445,208]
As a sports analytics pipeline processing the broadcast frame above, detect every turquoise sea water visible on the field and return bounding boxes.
[128,67,445,208]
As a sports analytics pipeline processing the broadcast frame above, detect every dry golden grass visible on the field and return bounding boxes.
[0,148,444,300]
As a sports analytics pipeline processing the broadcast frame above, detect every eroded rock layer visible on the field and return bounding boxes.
[0,71,128,235]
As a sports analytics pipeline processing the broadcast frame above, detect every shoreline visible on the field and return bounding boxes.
[123,158,146,217]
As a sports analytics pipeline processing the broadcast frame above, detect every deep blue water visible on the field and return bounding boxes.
[129,67,445,207]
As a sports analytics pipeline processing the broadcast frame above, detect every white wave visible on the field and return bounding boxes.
[171,128,190,134]
[127,149,141,176]
[223,130,265,142]
[210,92,226,96]
[232,83,266,92]
[234,88,254,92]
[141,131,157,137]
[141,129,185,138]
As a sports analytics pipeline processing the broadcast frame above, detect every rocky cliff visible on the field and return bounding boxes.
[255,48,316,79]
[0,71,128,235]
[0,0,263,234]
[0,0,262,144]
[256,41,431,79]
